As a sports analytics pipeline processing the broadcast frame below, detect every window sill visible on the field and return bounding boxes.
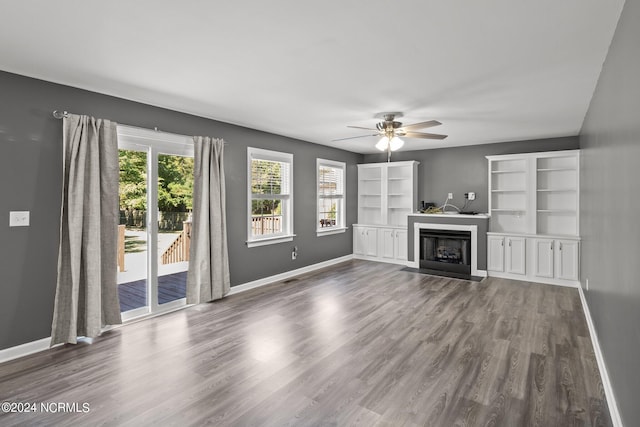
[316,227,348,237]
[246,234,296,248]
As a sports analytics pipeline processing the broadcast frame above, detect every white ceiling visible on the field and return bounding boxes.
[0,1,625,153]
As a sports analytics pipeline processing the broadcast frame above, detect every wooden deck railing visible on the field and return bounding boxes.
[161,221,192,265]
[251,216,282,236]
[117,225,126,272]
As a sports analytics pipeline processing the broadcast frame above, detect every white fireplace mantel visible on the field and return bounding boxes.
[412,222,487,277]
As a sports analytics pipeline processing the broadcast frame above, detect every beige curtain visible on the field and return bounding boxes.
[51,114,122,346]
[187,136,230,303]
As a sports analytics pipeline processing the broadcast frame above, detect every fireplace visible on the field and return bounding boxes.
[420,229,471,275]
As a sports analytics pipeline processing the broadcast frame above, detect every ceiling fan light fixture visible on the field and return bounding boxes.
[375,136,389,151]
[389,136,404,151]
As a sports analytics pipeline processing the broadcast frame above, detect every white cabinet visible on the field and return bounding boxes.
[487,235,525,275]
[534,238,579,281]
[534,239,555,278]
[505,236,526,275]
[394,229,408,261]
[380,228,407,262]
[487,235,505,272]
[381,228,395,259]
[489,234,578,285]
[556,239,579,281]
[354,226,378,257]
[355,226,406,264]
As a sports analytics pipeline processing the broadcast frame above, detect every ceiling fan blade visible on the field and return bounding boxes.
[400,120,442,131]
[332,133,380,142]
[347,125,379,131]
[403,131,448,140]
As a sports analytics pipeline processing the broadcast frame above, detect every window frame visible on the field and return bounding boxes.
[246,147,295,248]
[316,158,347,236]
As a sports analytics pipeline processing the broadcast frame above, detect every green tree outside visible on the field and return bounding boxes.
[119,150,194,212]
[251,159,282,215]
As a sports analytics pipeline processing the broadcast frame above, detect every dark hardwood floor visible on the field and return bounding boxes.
[0,260,611,426]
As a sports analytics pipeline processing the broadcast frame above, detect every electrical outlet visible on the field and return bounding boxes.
[291,246,298,260]
[447,192,453,200]
[9,211,30,227]
[468,192,476,200]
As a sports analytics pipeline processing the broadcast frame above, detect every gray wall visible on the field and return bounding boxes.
[364,137,579,213]
[579,0,639,424]
[0,71,363,351]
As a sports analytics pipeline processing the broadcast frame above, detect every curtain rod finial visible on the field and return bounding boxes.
[53,110,68,119]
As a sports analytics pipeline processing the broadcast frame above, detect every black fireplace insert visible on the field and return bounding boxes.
[420,229,471,275]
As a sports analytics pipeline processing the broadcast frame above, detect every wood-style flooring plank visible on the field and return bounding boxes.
[0,260,612,426]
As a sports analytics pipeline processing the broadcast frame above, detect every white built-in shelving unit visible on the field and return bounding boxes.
[354,161,418,264]
[486,150,580,287]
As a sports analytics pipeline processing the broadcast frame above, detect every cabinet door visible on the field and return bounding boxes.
[395,229,408,261]
[353,227,366,255]
[505,236,526,275]
[556,239,579,281]
[365,228,378,257]
[534,239,554,278]
[380,228,395,259]
[487,236,505,272]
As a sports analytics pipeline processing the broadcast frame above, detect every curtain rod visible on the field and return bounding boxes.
[52,110,227,144]
[53,109,166,133]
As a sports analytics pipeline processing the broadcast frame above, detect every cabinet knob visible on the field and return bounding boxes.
[559,242,563,251]
[508,239,512,247]
[501,239,504,247]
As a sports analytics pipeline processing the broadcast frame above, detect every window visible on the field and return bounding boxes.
[317,159,346,235]
[247,147,294,247]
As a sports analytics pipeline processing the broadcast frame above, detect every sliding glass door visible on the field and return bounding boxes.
[117,127,194,320]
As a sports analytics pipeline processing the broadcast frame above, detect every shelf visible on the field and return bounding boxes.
[536,188,576,193]
[537,168,576,172]
[387,193,407,196]
[360,205,381,209]
[360,193,381,197]
[359,178,381,182]
[388,177,410,181]
[491,170,526,174]
[388,207,411,210]
[491,189,526,193]
[492,209,526,212]
[537,210,576,213]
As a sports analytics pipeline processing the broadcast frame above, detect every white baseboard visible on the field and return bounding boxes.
[487,271,579,288]
[228,254,354,296]
[578,285,624,427]
[0,337,52,364]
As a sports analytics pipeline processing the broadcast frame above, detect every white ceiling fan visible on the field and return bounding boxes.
[334,112,447,160]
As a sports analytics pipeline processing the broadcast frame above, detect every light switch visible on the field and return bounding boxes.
[9,211,30,227]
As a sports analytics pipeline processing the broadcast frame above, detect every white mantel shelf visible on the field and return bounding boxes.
[409,213,491,219]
